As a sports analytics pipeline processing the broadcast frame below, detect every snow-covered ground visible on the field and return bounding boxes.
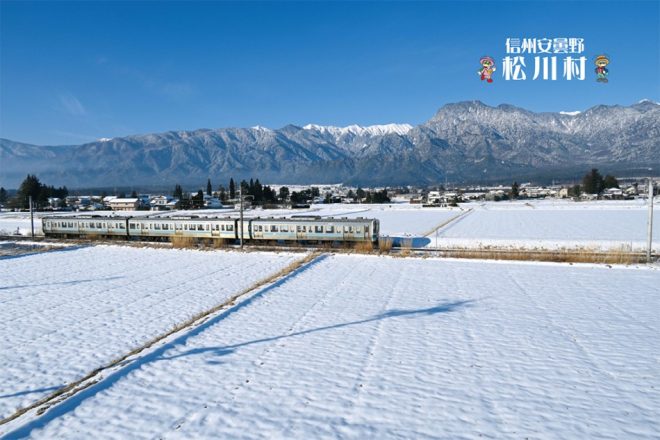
[4,254,659,438]
[0,245,300,420]
[431,199,659,251]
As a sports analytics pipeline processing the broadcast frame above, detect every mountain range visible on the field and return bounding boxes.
[1,100,659,189]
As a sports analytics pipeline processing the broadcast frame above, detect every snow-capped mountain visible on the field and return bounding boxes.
[303,123,413,137]
[1,101,658,188]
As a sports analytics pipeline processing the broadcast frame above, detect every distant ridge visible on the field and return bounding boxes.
[1,100,658,188]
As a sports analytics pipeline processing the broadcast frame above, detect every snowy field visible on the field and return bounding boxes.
[431,199,660,251]
[4,254,658,439]
[0,245,300,420]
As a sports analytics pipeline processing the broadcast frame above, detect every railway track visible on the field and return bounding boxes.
[1,234,654,263]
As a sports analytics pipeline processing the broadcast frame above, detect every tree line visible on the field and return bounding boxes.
[172,177,391,208]
[0,175,69,209]
[505,169,620,200]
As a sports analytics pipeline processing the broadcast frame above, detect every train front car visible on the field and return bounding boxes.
[249,216,378,247]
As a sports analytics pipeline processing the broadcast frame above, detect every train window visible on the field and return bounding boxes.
[184,224,188,230]
[154,224,161,230]
[95,222,101,228]
[227,224,233,231]
[119,223,125,229]
[221,224,225,231]
[356,226,362,233]
[315,225,323,233]
[279,225,287,232]
[130,223,136,229]
[270,225,277,232]
[197,224,204,231]
[206,224,210,231]
[326,225,334,233]
[364,226,369,234]
[343,226,349,233]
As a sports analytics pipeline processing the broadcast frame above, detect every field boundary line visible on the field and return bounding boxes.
[0,251,323,434]
[423,208,473,237]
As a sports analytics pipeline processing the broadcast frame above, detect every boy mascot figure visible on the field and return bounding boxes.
[479,56,496,83]
[594,55,609,83]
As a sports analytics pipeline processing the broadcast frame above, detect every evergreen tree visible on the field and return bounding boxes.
[511,181,520,199]
[278,186,289,202]
[16,174,45,208]
[192,190,205,209]
[356,187,365,202]
[240,180,249,196]
[173,184,183,200]
[254,179,263,202]
[603,175,619,189]
[582,168,605,194]
[130,190,138,198]
[229,178,236,199]
[206,178,212,196]
[0,187,7,206]
[569,184,582,197]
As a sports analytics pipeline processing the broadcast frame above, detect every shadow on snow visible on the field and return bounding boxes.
[5,252,473,438]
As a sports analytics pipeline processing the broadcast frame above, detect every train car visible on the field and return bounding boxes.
[249,216,378,244]
[42,214,380,246]
[42,215,129,238]
[127,216,238,241]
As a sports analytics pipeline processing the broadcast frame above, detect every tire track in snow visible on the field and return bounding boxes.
[339,260,405,428]
[161,258,365,437]
[505,267,620,384]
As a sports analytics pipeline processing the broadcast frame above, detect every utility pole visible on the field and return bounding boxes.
[29,195,34,238]
[239,185,244,249]
[647,177,654,263]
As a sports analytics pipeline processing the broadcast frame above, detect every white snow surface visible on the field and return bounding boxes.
[430,200,660,251]
[6,254,659,438]
[0,245,299,419]
[303,123,413,136]
[559,111,581,116]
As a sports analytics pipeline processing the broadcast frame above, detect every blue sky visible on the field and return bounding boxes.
[1,1,658,145]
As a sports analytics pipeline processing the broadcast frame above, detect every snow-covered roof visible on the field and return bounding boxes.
[109,198,139,203]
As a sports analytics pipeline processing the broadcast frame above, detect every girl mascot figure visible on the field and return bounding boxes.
[479,56,496,83]
[594,55,609,83]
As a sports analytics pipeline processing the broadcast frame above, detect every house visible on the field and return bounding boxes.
[109,198,139,211]
[602,187,624,200]
[150,195,175,210]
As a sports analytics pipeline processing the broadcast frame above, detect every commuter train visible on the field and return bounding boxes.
[41,214,380,245]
